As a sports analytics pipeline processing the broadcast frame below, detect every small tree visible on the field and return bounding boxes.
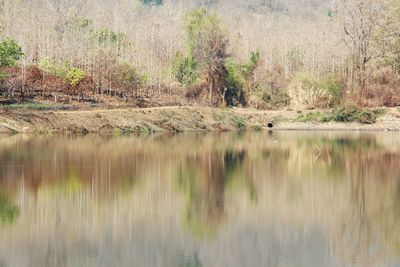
[0,38,23,68]
[224,51,261,106]
[171,52,198,86]
[0,38,23,99]
[184,8,229,105]
[112,63,146,98]
[66,67,85,86]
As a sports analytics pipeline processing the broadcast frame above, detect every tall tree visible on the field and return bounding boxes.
[335,0,387,89]
[184,8,229,105]
[379,0,400,73]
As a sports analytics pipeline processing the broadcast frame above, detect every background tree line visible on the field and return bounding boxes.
[0,0,399,108]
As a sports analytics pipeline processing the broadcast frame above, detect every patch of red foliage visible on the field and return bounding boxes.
[1,66,96,100]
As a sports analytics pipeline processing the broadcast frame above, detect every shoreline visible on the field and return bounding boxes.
[0,106,399,134]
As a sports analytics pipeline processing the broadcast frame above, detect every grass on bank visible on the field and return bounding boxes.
[0,102,66,111]
[295,106,387,124]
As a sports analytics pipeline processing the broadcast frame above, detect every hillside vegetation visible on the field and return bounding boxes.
[0,0,399,110]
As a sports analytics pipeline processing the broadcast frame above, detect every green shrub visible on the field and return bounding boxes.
[225,60,245,106]
[332,106,377,124]
[224,51,261,106]
[332,106,357,122]
[248,85,290,110]
[113,62,146,93]
[38,58,86,86]
[184,8,229,106]
[373,108,387,117]
[233,116,246,130]
[252,124,262,131]
[357,110,377,124]
[241,50,261,80]
[66,67,86,86]
[1,103,65,110]
[320,76,343,106]
[184,8,220,52]
[296,111,327,122]
[0,38,23,68]
[37,58,55,73]
[38,58,70,78]
[295,106,382,124]
[172,53,198,86]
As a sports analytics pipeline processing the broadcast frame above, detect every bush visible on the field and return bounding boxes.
[288,72,327,109]
[248,87,290,110]
[225,60,245,106]
[224,51,261,106]
[242,50,261,80]
[295,106,384,124]
[320,76,344,106]
[66,67,86,86]
[288,73,344,109]
[233,115,246,130]
[171,53,198,86]
[184,8,228,105]
[38,58,86,87]
[332,105,377,124]
[0,38,23,68]
[296,111,327,122]
[112,63,146,95]
[38,58,70,78]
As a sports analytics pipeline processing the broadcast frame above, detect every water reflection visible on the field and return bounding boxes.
[0,189,19,225]
[178,150,247,237]
[0,132,399,267]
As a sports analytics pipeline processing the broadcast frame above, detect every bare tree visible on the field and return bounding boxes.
[47,0,88,59]
[335,0,387,89]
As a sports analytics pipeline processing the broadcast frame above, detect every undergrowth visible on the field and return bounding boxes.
[295,106,386,124]
[0,103,66,110]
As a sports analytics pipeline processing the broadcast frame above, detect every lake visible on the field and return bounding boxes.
[0,131,399,267]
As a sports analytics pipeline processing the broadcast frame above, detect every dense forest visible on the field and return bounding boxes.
[0,0,399,109]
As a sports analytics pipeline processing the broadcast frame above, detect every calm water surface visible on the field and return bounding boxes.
[0,131,400,267]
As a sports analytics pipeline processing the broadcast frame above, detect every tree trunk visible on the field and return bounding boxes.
[209,75,214,104]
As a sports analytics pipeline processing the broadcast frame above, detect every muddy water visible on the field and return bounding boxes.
[0,132,399,267]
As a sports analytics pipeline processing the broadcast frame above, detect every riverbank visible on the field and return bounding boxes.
[0,106,399,134]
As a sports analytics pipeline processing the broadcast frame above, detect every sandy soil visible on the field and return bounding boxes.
[0,106,399,134]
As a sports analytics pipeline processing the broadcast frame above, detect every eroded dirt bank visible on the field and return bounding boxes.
[0,107,399,134]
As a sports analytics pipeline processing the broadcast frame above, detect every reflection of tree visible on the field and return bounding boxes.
[264,133,400,266]
[333,175,379,267]
[388,179,400,254]
[0,136,144,198]
[313,138,400,266]
[295,135,381,177]
[178,251,202,267]
[45,243,67,267]
[1,132,400,266]
[0,189,19,225]
[178,150,246,237]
